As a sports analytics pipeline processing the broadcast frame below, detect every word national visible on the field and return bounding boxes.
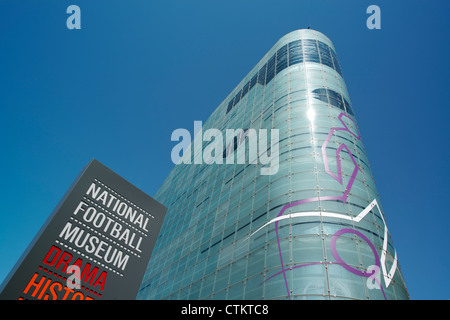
[171,121,279,175]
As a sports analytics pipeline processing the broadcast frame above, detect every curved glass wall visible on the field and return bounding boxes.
[137,29,409,300]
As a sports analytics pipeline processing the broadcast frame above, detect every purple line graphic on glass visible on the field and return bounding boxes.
[248,112,391,299]
[262,228,386,300]
[321,112,361,203]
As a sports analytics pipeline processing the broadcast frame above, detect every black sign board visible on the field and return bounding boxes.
[0,159,166,300]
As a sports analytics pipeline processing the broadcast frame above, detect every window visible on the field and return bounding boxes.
[312,88,354,115]
[227,39,344,114]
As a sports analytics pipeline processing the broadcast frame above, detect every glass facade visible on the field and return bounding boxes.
[137,29,409,300]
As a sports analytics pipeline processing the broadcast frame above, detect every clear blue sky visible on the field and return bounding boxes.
[0,0,448,300]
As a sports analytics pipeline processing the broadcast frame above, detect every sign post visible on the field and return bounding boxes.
[0,159,167,300]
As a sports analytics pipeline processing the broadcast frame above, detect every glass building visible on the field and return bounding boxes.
[137,29,409,300]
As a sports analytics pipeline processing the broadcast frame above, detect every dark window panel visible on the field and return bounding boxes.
[258,63,267,85]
